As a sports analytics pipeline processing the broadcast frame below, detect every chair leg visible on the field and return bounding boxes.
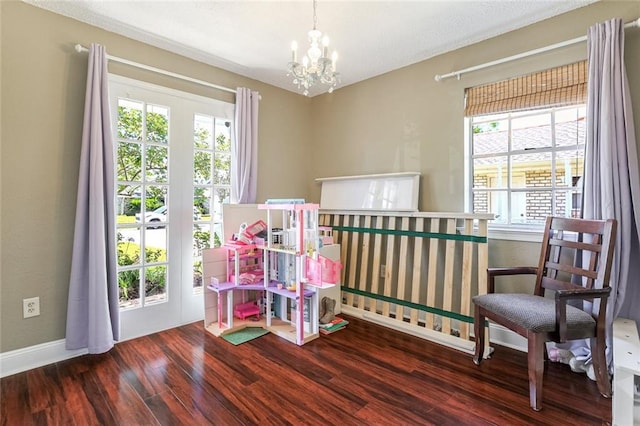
[590,336,612,398]
[528,334,545,411]
[473,308,485,365]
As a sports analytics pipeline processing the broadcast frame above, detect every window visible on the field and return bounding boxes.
[469,106,585,226]
[465,61,587,232]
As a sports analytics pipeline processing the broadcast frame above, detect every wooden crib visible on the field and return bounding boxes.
[319,210,493,355]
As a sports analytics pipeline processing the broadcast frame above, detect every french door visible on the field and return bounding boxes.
[110,75,233,340]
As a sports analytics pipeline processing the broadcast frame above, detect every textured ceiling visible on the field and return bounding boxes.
[25,0,597,97]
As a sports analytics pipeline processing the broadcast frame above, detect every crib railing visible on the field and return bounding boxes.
[319,210,493,354]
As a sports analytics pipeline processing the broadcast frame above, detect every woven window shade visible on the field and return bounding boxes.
[464,60,587,117]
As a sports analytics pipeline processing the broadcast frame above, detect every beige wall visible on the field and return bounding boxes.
[0,1,312,352]
[308,1,640,211]
[308,0,640,292]
[2,0,640,353]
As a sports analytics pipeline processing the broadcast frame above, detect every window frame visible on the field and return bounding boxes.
[465,105,586,241]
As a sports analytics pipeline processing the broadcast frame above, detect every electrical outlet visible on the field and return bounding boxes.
[23,297,40,318]
[380,264,386,278]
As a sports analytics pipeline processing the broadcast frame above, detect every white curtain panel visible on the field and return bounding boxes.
[584,18,640,325]
[66,44,119,353]
[231,87,259,204]
[562,18,640,372]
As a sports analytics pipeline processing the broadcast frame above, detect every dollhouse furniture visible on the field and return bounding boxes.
[259,202,338,345]
[203,202,340,346]
[234,301,260,320]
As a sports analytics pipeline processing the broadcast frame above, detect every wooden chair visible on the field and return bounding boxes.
[472,216,617,411]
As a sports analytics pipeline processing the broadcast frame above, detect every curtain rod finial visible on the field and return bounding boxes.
[75,44,85,53]
[434,74,442,82]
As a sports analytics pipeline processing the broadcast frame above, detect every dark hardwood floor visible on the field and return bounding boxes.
[1,315,611,425]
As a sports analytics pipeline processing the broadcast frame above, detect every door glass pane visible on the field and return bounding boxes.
[194,151,212,185]
[214,188,230,217]
[117,142,142,182]
[146,105,169,143]
[117,228,141,267]
[144,227,167,263]
[194,188,211,221]
[194,114,214,149]
[118,269,140,308]
[117,184,141,224]
[145,265,167,305]
[193,223,211,290]
[146,145,169,182]
[215,120,231,151]
[141,186,168,226]
[118,100,143,140]
[214,153,231,185]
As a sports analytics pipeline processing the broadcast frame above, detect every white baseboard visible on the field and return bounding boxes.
[0,339,87,378]
[343,305,528,354]
[488,323,527,352]
[0,314,528,378]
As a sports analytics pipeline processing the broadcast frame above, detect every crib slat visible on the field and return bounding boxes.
[370,216,383,314]
[442,218,457,335]
[358,216,372,310]
[336,215,348,290]
[410,218,424,325]
[425,218,439,330]
[395,217,410,323]
[381,218,396,317]
[346,216,360,307]
[459,219,474,339]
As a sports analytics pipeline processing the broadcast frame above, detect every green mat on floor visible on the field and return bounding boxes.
[222,327,270,345]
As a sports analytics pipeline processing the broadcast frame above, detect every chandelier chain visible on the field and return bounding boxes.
[313,0,317,30]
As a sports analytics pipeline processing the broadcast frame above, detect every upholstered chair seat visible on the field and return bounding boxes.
[473,293,596,334]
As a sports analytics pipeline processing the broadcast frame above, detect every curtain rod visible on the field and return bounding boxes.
[74,44,237,94]
[434,18,640,82]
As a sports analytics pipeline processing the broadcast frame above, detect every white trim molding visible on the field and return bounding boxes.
[0,339,87,378]
[488,323,527,352]
[0,319,528,378]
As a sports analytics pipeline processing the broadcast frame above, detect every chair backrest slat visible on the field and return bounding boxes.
[540,276,588,292]
[536,217,616,295]
[544,261,598,280]
[549,237,603,253]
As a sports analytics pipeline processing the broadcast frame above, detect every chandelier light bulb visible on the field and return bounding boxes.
[286,0,341,95]
[322,35,329,57]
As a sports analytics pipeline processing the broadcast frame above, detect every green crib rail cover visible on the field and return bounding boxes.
[340,286,474,324]
[329,225,487,244]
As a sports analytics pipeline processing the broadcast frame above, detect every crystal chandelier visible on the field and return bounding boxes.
[287,0,340,96]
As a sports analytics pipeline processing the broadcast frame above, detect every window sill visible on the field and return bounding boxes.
[488,226,544,242]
